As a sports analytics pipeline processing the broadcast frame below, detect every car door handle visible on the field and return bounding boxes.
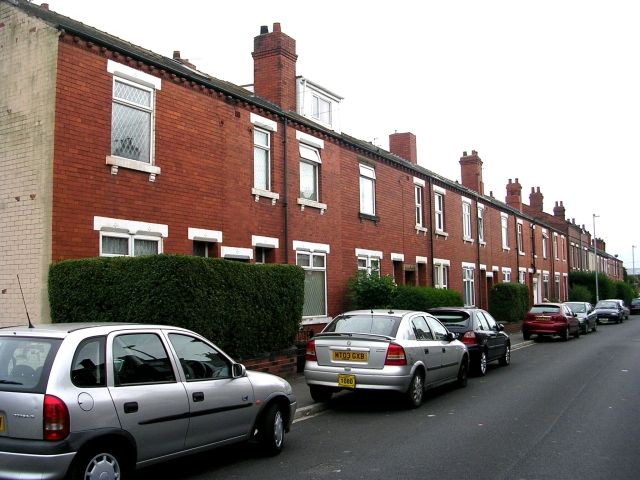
[192,392,204,402]
[424,348,429,354]
[442,347,446,353]
[123,402,138,414]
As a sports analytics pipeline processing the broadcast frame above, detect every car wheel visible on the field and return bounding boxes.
[561,327,569,341]
[257,403,286,456]
[498,344,511,366]
[309,385,333,403]
[456,359,468,388]
[70,443,130,480]
[475,350,488,376]
[574,327,580,338]
[592,322,597,333]
[405,371,424,408]
[582,323,589,334]
[523,331,531,341]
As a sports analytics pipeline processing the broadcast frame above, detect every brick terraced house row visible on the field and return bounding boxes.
[0,1,623,328]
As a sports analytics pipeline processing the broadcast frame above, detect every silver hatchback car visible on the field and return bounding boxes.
[0,323,297,480]
[304,309,469,408]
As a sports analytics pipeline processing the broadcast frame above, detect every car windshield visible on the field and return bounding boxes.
[429,311,471,326]
[565,303,586,313]
[596,301,617,309]
[324,314,401,337]
[530,305,560,314]
[632,299,640,306]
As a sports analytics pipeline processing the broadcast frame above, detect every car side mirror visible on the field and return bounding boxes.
[446,332,456,342]
[497,324,505,331]
[232,363,246,378]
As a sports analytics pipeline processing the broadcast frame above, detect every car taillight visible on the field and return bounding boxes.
[461,331,478,346]
[43,394,70,441]
[385,343,407,366]
[305,340,317,362]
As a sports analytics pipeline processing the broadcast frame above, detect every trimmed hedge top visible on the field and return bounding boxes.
[48,255,304,359]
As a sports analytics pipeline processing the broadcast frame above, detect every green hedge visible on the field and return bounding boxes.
[392,285,463,310]
[48,255,304,359]
[569,271,634,305]
[488,283,529,323]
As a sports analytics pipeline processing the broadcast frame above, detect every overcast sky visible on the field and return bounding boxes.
[48,0,639,271]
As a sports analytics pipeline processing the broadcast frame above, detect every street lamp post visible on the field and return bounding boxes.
[633,245,636,282]
[593,214,599,302]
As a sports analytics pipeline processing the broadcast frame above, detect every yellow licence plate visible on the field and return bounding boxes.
[338,374,356,388]
[535,316,550,321]
[0,414,4,433]
[332,351,368,362]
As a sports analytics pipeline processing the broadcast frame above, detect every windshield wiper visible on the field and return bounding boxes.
[0,379,23,385]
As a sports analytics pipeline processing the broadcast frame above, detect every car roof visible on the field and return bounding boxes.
[428,307,478,312]
[338,309,430,318]
[0,322,192,338]
[532,302,563,307]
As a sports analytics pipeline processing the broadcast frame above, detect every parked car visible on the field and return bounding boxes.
[427,307,510,376]
[0,323,297,480]
[593,299,626,324]
[630,298,640,315]
[604,299,630,320]
[564,301,598,334]
[304,309,469,408]
[522,303,580,341]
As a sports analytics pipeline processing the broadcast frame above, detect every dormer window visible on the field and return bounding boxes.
[297,77,342,132]
[312,94,331,124]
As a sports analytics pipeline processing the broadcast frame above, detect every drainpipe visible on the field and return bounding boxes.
[283,116,289,264]
[475,194,482,308]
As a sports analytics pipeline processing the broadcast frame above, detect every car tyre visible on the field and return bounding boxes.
[456,359,468,388]
[475,350,488,376]
[573,327,580,338]
[561,327,569,341]
[498,344,511,366]
[405,371,424,408]
[582,323,589,335]
[70,443,130,480]
[309,385,333,403]
[592,322,597,333]
[257,403,285,456]
[522,331,531,341]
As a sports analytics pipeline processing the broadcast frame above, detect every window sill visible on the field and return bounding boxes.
[519,251,526,256]
[297,197,327,214]
[301,316,332,326]
[435,230,449,238]
[415,225,428,235]
[359,213,380,223]
[463,237,474,244]
[252,188,280,205]
[106,155,160,182]
[479,240,487,247]
[502,246,511,252]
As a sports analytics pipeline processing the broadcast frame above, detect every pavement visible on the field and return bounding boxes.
[291,329,529,422]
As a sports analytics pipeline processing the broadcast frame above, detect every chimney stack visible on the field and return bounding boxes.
[252,23,298,111]
[505,178,523,212]
[529,186,544,212]
[459,150,484,195]
[553,201,566,220]
[389,132,417,164]
[172,50,197,70]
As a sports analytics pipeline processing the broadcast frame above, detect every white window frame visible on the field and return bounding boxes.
[553,233,559,260]
[94,216,166,257]
[106,60,161,179]
[519,268,527,284]
[462,264,475,307]
[555,273,561,299]
[542,229,549,259]
[295,244,329,320]
[253,126,271,191]
[462,198,472,242]
[415,184,424,228]
[477,204,485,244]
[517,220,525,255]
[356,248,382,277]
[296,132,326,212]
[433,259,450,289]
[312,94,332,125]
[434,188,445,233]
[500,213,510,250]
[502,267,512,283]
[359,164,376,216]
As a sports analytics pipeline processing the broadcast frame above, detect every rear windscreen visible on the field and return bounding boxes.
[430,312,470,325]
[324,314,401,337]
[530,305,560,314]
[0,337,61,392]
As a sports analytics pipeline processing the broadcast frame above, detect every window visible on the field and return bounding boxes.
[462,199,472,240]
[111,78,154,164]
[299,144,321,202]
[415,184,424,227]
[359,164,376,216]
[168,333,230,381]
[542,230,549,259]
[357,255,381,277]
[433,260,449,289]
[555,274,561,300]
[502,268,512,283]
[561,236,566,261]
[477,205,485,243]
[434,192,445,232]
[71,337,106,388]
[517,222,524,254]
[543,273,550,299]
[412,316,433,340]
[519,269,526,284]
[501,214,510,249]
[463,266,475,306]
[553,233,559,260]
[253,127,271,191]
[312,94,332,124]
[193,241,215,257]
[112,333,175,385]
[101,233,161,257]
[296,250,327,318]
[426,317,449,341]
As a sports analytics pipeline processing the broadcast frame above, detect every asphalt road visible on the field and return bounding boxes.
[137,316,640,480]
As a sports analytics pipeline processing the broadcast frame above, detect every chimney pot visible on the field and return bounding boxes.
[173,50,180,59]
[273,22,281,32]
[260,25,269,34]
[41,3,49,10]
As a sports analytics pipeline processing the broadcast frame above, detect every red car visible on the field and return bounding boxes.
[522,303,580,341]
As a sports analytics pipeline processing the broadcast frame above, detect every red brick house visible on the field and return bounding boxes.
[1,1,619,329]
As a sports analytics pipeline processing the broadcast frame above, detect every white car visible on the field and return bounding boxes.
[0,323,296,480]
[304,309,469,408]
